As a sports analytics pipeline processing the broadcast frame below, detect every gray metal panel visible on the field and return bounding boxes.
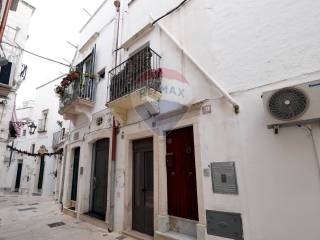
[210,162,238,194]
[206,210,243,240]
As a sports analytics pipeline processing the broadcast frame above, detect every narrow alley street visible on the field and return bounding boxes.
[0,192,132,240]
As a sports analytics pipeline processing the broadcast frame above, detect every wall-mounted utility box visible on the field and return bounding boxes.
[210,162,238,194]
[206,210,243,240]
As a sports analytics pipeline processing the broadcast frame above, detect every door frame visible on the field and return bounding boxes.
[161,122,206,234]
[63,144,81,209]
[165,126,199,221]
[71,147,80,201]
[132,137,154,235]
[123,130,157,235]
[89,142,96,213]
[122,118,205,237]
[83,130,113,223]
[89,138,110,219]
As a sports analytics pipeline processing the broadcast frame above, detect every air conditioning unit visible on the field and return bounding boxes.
[262,80,320,129]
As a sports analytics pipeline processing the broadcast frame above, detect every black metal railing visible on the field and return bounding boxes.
[59,75,97,110]
[108,47,162,102]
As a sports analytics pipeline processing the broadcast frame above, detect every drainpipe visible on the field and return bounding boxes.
[109,0,121,232]
[0,0,13,43]
[109,118,118,231]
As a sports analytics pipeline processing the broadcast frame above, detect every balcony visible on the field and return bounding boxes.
[52,129,68,149]
[107,47,162,123]
[58,75,97,122]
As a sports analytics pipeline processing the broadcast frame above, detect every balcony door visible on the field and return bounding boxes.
[91,139,109,220]
[132,138,154,236]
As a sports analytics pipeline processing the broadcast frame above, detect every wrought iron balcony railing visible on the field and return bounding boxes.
[59,76,97,111]
[108,46,162,102]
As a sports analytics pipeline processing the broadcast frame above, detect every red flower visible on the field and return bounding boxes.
[60,78,71,87]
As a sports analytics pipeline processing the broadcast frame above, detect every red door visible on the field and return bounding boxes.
[166,126,199,221]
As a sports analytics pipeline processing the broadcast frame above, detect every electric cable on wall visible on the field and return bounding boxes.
[1,41,71,67]
[152,0,190,25]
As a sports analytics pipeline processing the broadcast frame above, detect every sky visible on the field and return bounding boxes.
[16,0,104,107]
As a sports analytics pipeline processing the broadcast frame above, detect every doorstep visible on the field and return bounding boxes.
[155,231,196,240]
[63,207,77,218]
[123,230,154,240]
[80,213,109,230]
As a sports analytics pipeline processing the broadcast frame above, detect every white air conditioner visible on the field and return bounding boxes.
[262,79,320,129]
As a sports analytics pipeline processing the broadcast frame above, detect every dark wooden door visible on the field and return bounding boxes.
[91,139,109,220]
[38,157,45,190]
[15,162,23,190]
[166,126,199,221]
[132,138,154,236]
[71,147,80,201]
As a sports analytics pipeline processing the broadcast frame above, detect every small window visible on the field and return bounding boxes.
[38,109,48,133]
[22,129,27,136]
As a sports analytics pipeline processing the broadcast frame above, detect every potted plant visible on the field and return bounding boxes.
[55,86,65,98]
[60,77,71,87]
[69,71,80,81]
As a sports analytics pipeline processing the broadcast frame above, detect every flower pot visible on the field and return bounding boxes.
[70,71,80,80]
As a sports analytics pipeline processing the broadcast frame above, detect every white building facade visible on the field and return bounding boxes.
[0,0,35,191]
[2,78,69,197]
[55,1,320,240]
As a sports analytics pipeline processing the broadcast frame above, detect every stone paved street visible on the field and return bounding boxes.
[0,192,133,240]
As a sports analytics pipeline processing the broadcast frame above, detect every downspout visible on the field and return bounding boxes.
[109,118,118,231]
[0,0,13,43]
[150,15,240,113]
[109,0,121,232]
